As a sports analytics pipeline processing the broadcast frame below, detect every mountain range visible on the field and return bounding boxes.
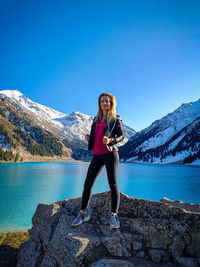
[119,98,200,165]
[0,90,199,165]
[0,90,135,162]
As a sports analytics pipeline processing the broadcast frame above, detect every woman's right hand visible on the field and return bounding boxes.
[85,134,90,142]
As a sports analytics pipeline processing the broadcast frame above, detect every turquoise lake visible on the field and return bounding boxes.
[0,162,200,233]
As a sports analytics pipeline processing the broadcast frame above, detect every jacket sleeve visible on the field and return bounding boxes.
[88,117,96,150]
[109,116,124,145]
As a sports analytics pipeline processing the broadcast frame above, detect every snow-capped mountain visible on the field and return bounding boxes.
[56,111,94,140]
[0,95,72,162]
[0,90,135,141]
[120,98,200,165]
[0,90,136,160]
[0,90,66,122]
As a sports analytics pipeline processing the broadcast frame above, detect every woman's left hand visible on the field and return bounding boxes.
[103,136,112,144]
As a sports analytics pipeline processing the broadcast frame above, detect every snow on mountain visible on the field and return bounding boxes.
[1,90,199,164]
[0,90,90,139]
[0,90,135,144]
[0,90,66,122]
[55,111,135,147]
[56,111,94,140]
[120,98,200,165]
[191,159,200,166]
[136,99,200,151]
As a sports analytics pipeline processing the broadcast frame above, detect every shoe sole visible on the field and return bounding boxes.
[110,225,120,229]
[71,219,83,227]
[110,221,120,229]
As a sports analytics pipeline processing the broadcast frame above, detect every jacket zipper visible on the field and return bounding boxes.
[107,118,116,138]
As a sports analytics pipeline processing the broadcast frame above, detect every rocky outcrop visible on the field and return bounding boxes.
[17,192,200,267]
[160,197,200,213]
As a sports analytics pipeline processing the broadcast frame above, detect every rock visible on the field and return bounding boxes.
[132,241,142,251]
[148,249,162,263]
[175,256,199,267]
[17,191,200,267]
[0,245,18,267]
[89,258,135,267]
[160,197,200,213]
[148,249,169,264]
[137,251,145,258]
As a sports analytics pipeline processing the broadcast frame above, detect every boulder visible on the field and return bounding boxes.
[17,191,200,267]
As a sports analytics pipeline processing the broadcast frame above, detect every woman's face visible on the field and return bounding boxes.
[100,95,111,112]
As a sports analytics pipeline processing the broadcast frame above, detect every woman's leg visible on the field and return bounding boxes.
[105,151,120,213]
[81,155,104,211]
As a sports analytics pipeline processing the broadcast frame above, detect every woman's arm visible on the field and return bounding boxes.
[108,116,124,145]
[88,117,96,150]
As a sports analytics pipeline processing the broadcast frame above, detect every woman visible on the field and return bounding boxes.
[71,93,124,229]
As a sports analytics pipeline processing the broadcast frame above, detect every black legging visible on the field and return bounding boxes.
[81,151,120,213]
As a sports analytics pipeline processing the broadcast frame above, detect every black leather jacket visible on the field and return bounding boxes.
[88,115,125,151]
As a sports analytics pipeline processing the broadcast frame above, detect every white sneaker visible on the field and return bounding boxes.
[109,214,120,229]
[71,211,91,227]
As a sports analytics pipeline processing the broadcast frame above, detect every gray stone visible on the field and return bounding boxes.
[17,191,200,267]
[160,197,200,213]
[175,256,199,267]
[148,249,170,263]
[41,252,58,266]
[148,249,162,263]
[137,251,145,258]
[89,259,135,267]
[132,242,142,251]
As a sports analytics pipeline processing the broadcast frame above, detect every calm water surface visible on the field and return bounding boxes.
[0,162,199,232]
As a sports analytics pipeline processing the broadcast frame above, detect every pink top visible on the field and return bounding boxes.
[92,119,118,155]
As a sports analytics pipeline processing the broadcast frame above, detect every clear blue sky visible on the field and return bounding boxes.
[1,0,200,131]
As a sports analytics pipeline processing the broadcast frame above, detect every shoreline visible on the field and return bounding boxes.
[0,229,30,234]
[1,159,200,166]
[0,226,31,234]
[122,162,200,167]
[0,158,81,163]
[1,196,200,234]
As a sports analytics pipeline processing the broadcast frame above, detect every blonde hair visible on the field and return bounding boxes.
[95,93,117,123]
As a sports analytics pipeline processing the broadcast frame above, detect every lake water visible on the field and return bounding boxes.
[0,162,200,233]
